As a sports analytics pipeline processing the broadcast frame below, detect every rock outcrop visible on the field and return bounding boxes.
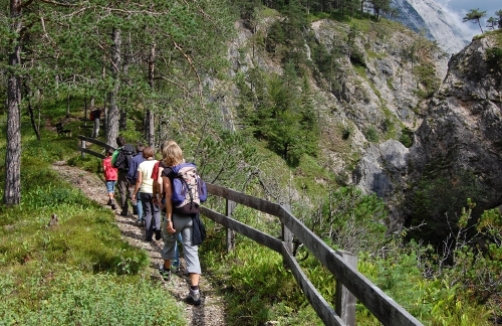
[405,33,502,238]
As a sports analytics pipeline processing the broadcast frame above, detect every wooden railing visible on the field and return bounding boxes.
[77,136,423,326]
[202,184,423,326]
[78,135,115,159]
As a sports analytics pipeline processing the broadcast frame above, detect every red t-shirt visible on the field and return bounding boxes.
[151,161,160,180]
[103,156,118,181]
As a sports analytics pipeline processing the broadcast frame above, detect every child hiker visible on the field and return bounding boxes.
[103,147,118,210]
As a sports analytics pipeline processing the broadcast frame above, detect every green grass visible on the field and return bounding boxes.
[0,113,185,325]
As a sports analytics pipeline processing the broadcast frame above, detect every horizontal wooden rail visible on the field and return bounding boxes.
[281,242,345,326]
[204,183,423,326]
[79,148,105,159]
[200,206,282,253]
[77,135,115,149]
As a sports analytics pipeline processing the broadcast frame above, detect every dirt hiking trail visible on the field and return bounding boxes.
[52,160,226,326]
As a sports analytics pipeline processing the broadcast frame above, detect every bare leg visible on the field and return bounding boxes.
[189,273,200,287]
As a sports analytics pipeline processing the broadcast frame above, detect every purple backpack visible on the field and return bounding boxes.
[171,163,207,215]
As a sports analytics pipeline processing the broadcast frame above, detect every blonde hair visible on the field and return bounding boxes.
[162,140,184,167]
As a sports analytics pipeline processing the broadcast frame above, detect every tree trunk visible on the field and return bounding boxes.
[146,43,156,147]
[84,97,88,124]
[27,95,40,141]
[4,0,22,205]
[106,28,121,148]
[120,32,133,131]
[66,94,70,118]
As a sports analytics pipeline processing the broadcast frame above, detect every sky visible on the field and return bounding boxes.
[436,0,501,37]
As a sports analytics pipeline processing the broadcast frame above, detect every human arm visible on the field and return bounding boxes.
[132,168,142,202]
[102,159,108,177]
[153,166,164,207]
[163,175,176,234]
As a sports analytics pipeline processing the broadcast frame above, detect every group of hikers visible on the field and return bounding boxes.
[102,136,203,306]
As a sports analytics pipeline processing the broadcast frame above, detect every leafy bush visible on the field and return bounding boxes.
[413,64,439,98]
[486,47,502,77]
[399,127,414,148]
[364,126,379,143]
[23,184,89,209]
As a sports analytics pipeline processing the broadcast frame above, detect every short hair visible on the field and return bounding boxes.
[116,136,126,147]
[162,141,183,167]
[106,147,114,156]
[142,146,155,159]
[160,140,176,151]
[136,142,145,153]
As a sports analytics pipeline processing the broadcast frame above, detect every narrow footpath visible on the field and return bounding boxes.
[52,160,226,326]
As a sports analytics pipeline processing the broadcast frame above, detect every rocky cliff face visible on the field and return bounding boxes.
[223,18,448,184]
[355,31,502,236]
[405,33,502,238]
[390,0,471,54]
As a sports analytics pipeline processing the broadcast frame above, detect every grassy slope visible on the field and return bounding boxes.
[0,105,184,325]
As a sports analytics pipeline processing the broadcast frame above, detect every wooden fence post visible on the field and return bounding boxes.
[335,250,357,326]
[282,204,293,253]
[81,138,86,158]
[226,199,236,253]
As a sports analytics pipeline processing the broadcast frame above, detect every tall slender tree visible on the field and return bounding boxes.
[4,0,22,205]
[463,8,487,33]
[106,28,121,148]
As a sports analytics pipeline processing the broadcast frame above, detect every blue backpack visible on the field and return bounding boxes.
[171,163,207,215]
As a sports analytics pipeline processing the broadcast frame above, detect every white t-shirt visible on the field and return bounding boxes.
[137,159,157,193]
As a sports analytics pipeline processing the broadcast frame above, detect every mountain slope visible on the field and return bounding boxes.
[390,0,471,54]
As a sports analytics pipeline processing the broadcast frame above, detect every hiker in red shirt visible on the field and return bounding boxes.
[103,147,118,210]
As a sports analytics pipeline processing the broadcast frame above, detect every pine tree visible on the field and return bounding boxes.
[462,8,487,33]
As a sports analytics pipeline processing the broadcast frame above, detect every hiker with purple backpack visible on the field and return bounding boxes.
[151,141,182,272]
[159,140,207,306]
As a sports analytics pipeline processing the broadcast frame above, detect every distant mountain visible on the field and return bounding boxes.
[389,0,471,54]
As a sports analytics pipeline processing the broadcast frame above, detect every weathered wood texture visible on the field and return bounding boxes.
[226,200,236,252]
[200,206,282,253]
[77,135,115,150]
[204,183,423,326]
[336,251,357,326]
[79,148,105,159]
[282,242,345,326]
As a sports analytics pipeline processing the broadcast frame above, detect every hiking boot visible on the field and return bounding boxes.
[159,266,171,281]
[120,211,128,217]
[107,199,112,206]
[172,263,180,274]
[155,229,162,241]
[111,204,116,210]
[135,220,145,227]
[185,288,201,306]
